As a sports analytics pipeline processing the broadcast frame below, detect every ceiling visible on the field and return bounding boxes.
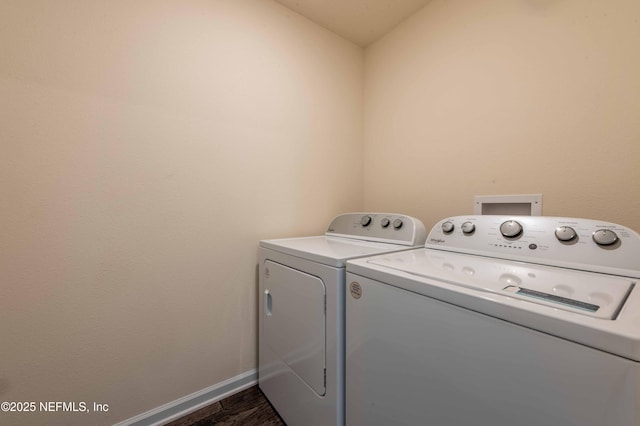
[274,0,432,47]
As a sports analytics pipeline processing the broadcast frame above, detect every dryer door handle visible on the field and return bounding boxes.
[264,290,272,317]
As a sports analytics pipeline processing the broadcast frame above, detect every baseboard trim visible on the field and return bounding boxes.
[114,369,258,426]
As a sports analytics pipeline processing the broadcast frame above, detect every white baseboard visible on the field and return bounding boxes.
[114,369,258,426]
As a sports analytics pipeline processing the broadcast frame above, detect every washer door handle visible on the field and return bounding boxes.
[264,289,272,317]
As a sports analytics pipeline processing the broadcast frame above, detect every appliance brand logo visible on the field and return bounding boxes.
[350,282,362,299]
[430,238,445,244]
[327,228,335,232]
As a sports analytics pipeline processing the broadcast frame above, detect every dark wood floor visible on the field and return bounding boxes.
[165,385,285,426]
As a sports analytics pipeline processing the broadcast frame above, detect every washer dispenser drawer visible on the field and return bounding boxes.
[263,260,326,396]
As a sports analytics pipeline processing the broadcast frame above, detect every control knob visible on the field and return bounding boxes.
[461,221,475,234]
[393,219,403,229]
[361,215,372,227]
[381,218,390,228]
[441,221,454,233]
[592,229,619,246]
[500,220,523,238]
[555,226,577,242]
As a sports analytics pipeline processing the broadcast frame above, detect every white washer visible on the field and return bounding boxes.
[346,215,640,426]
[259,213,426,426]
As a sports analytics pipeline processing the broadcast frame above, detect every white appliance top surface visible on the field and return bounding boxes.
[348,250,640,361]
[346,215,640,361]
[366,249,632,320]
[260,212,427,267]
[261,235,412,267]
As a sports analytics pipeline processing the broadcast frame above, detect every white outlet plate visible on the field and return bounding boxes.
[474,194,543,216]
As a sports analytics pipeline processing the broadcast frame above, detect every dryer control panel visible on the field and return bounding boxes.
[327,213,427,247]
[426,215,640,278]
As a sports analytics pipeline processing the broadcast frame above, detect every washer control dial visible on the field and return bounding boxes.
[500,220,523,238]
[393,219,403,229]
[380,218,390,228]
[442,221,455,233]
[592,229,619,246]
[461,221,475,234]
[360,215,372,227]
[555,226,577,242]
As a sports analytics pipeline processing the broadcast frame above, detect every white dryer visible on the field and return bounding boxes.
[346,215,640,426]
[258,213,426,426]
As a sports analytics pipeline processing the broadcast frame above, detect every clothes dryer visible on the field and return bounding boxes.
[258,213,426,426]
[346,215,640,426]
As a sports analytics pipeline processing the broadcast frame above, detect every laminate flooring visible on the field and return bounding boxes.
[165,385,285,426]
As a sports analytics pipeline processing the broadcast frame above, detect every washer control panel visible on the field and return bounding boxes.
[326,213,427,246]
[427,215,640,277]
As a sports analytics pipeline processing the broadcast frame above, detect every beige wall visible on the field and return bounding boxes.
[0,1,363,425]
[363,0,640,231]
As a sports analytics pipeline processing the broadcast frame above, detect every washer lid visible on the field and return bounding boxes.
[366,249,633,320]
[347,249,640,361]
[260,235,411,267]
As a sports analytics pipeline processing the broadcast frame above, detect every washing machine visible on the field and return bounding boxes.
[258,212,426,426]
[346,215,640,426]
